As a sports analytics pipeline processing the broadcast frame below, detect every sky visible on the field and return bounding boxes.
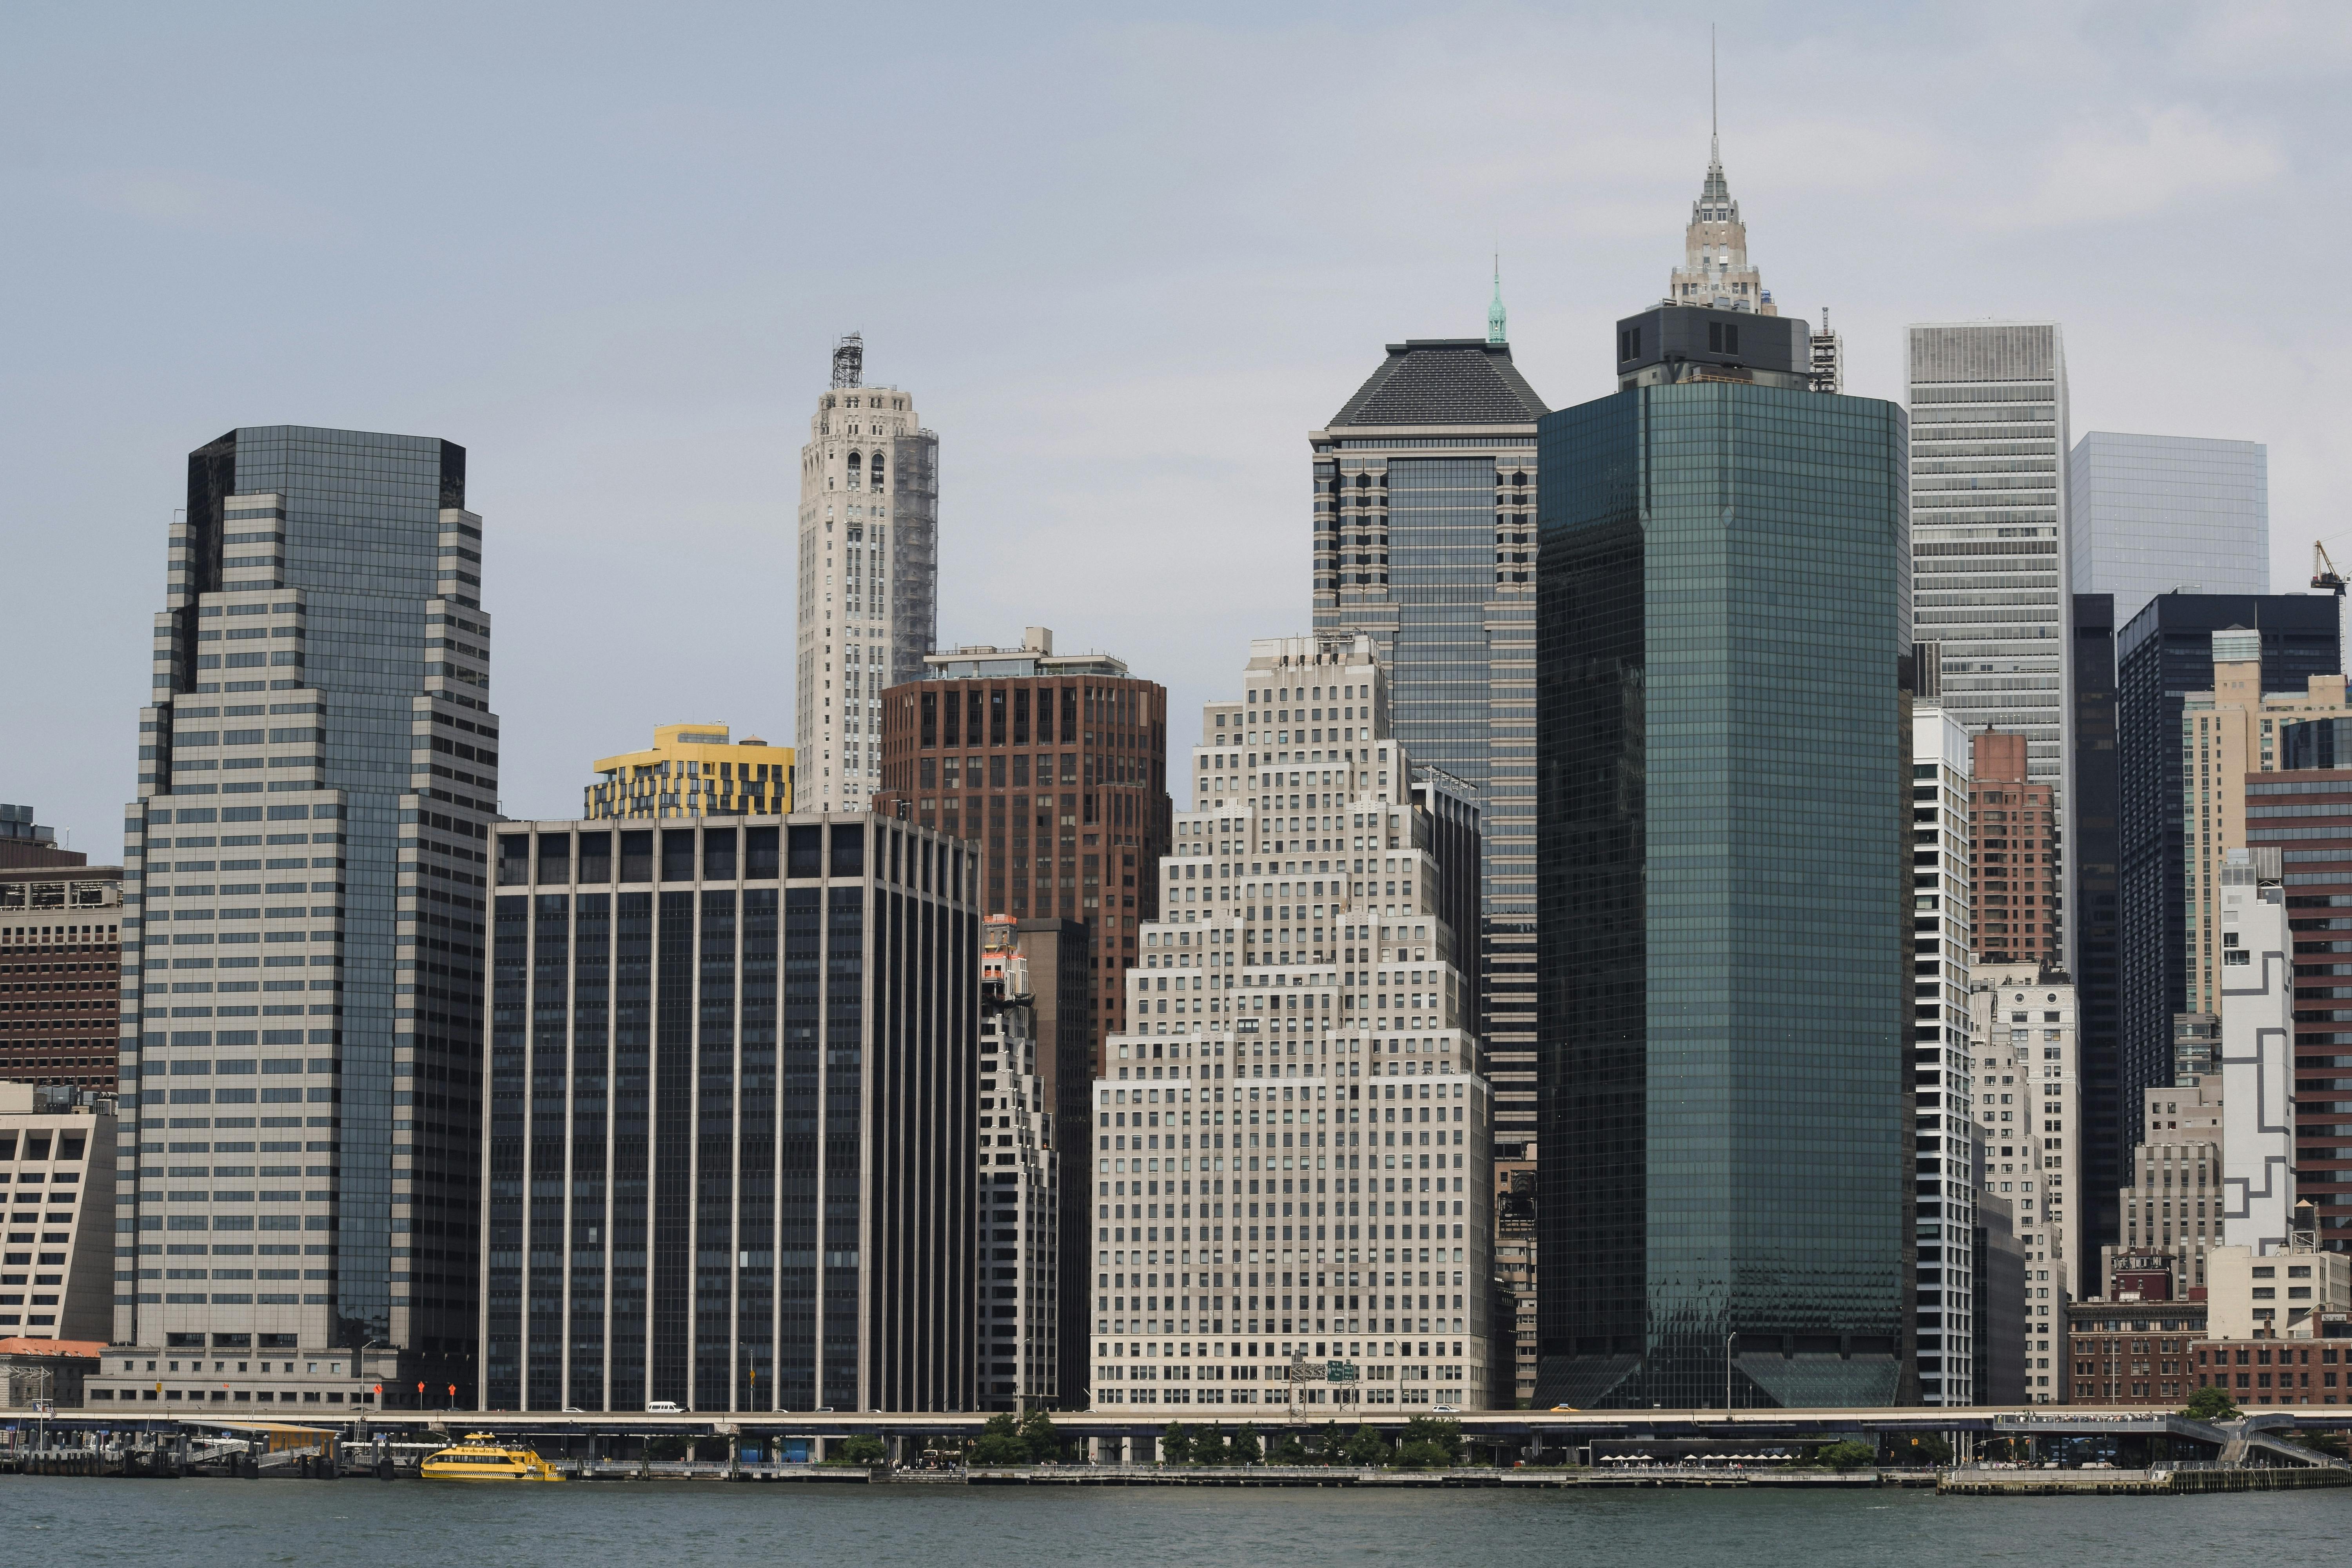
[4,0,2347,860]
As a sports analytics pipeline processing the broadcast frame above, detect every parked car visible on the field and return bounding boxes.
[647,1401,684,1414]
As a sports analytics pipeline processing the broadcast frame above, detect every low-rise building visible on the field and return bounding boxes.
[0,804,86,871]
[0,1082,117,1342]
[2065,1296,2210,1404]
[0,1336,105,1407]
[583,723,793,820]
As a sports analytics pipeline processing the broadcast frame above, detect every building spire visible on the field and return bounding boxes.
[1488,254,1507,345]
[1702,25,1728,200]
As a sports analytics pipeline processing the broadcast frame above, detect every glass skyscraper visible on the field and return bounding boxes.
[1311,336,1546,1150]
[2071,432,2269,632]
[119,426,492,1407]
[1535,309,1913,1410]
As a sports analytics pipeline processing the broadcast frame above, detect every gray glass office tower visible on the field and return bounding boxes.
[120,426,492,1407]
[1311,338,1547,1148]
[2071,433,2268,631]
[2069,594,2124,1263]
[2117,593,2337,1186]
[1535,306,1912,1410]
[480,817,975,1413]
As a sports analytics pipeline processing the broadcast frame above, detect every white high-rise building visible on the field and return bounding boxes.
[1908,322,2074,951]
[2069,432,2269,631]
[2218,847,2296,1254]
[795,333,938,814]
[1913,702,1976,1404]
[1971,964,2080,1400]
[1086,633,1495,1415]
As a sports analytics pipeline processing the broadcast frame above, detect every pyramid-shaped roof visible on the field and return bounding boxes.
[1327,339,1549,428]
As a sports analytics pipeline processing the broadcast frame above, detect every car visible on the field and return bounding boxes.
[1433,1405,1457,1413]
[646,1401,684,1414]
[1550,1405,1581,1412]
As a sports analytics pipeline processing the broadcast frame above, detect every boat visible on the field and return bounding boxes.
[419,1433,567,1481]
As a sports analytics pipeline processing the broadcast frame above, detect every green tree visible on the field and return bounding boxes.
[1397,1440,1452,1470]
[645,1436,689,1462]
[2183,1386,2241,1422]
[1228,1425,1262,1465]
[1312,1421,1346,1465]
[1018,1408,1060,1463]
[835,1435,888,1466]
[2288,1429,2349,1460]
[1267,1431,1308,1465]
[1399,1416,1464,1464]
[1159,1422,1194,1465]
[1343,1424,1389,1466]
[1900,1434,1952,1466]
[1814,1440,1875,1472]
[1191,1426,1228,1466]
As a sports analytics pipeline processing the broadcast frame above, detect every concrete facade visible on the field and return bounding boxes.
[1971,964,2080,1398]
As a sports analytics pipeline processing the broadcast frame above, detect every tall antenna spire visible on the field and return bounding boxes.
[1488,252,1507,345]
[1710,24,1718,156]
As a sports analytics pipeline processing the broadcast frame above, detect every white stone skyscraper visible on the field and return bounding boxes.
[1664,123,1777,315]
[795,334,938,813]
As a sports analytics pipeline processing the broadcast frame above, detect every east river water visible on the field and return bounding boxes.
[5,1475,2348,1565]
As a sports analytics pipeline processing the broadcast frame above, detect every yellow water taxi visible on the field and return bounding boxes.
[420,1433,567,1481]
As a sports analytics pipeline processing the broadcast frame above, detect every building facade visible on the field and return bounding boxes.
[0,1082,115,1343]
[795,335,938,814]
[0,805,85,871]
[2065,1297,2209,1405]
[2,867,124,1091]
[2118,593,2339,1195]
[584,724,793,821]
[875,627,1170,1063]
[2217,849,2296,1254]
[1310,332,1546,1154]
[2107,1074,2222,1296]
[1913,703,1977,1404]
[2070,432,2269,632]
[1535,310,1912,1410]
[977,915,1058,1410]
[2069,592,2127,1267]
[1969,731,2059,967]
[1971,965,2080,1392]
[1087,634,1496,1414]
[1906,322,2073,949]
[118,425,493,1406]
[478,815,976,1413]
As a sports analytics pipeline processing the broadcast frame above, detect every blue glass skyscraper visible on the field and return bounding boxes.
[1535,306,1913,1410]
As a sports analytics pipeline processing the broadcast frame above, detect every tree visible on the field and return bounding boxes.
[645,1436,689,1462]
[1900,1434,1952,1466]
[1814,1440,1876,1472]
[1018,1408,1060,1463]
[835,1436,888,1466]
[1267,1431,1308,1465]
[1228,1425,1262,1465]
[971,1412,1027,1466]
[1400,1416,1464,1464]
[1313,1421,1346,1465]
[2287,1429,2348,1460]
[1159,1422,1194,1465]
[1397,1440,1452,1471]
[2183,1386,2241,1422]
[1344,1424,1389,1466]
[1192,1426,1228,1466]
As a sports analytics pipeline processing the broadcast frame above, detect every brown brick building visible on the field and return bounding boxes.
[1,866,125,1091]
[1971,730,2058,965]
[875,628,1171,1061]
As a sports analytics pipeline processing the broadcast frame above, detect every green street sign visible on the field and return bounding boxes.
[1326,1361,1359,1383]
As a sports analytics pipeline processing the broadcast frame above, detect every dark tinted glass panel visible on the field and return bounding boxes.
[703,827,737,880]
[661,829,697,882]
[578,831,612,883]
[536,833,571,884]
[830,823,864,877]
[620,830,653,883]
[745,826,780,879]
[788,825,822,878]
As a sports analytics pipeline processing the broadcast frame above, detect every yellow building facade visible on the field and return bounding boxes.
[584,723,794,821]
[2183,630,2350,1013]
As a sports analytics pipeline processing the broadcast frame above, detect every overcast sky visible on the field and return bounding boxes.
[4,0,2345,859]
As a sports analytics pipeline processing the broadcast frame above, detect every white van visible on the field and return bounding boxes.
[647,1401,684,1414]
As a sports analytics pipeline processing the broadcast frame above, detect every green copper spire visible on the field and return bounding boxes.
[1488,254,1507,345]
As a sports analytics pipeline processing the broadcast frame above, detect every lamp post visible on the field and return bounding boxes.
[356,1339,381,1410]
[1724,1333,1736,1417]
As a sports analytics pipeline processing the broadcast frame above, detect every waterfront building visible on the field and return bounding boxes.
[1087,634,1497,1414]
[2065,1295,2210,1405]
[2070,433,2269,631]
[1913,702,1977,1405]
[2118,594,2338,1205]
[1906,322,2073,950]
[1536,305,1910,1410]
[0,805,85,871]
[1969,731,2058,967]
[2216,849,2296,1254]
[2,867,124,1090]
[977,914,1059,1410]
[795,334,938,814]
[116,425,493,1407]
[2190,1230,2350,1406]
[1969,965,2080,1394]
[476,814,977,1413]
[583,724,794,821]
[1309,327,1546,1156]
[0,1081,115,1342]
[1973,1189,2029,1403]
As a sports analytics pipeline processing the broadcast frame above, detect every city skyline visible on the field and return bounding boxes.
[4,6,2345,858]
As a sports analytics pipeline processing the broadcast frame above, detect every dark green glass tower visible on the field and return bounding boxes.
[1535,307,1913,1409]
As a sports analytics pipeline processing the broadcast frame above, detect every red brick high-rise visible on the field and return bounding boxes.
[1,865,125,1092]
[1971,730,2058,966]
[874,628,1170,1059]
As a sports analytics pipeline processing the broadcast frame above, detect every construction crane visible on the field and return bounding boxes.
[2316,541,2347,597]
